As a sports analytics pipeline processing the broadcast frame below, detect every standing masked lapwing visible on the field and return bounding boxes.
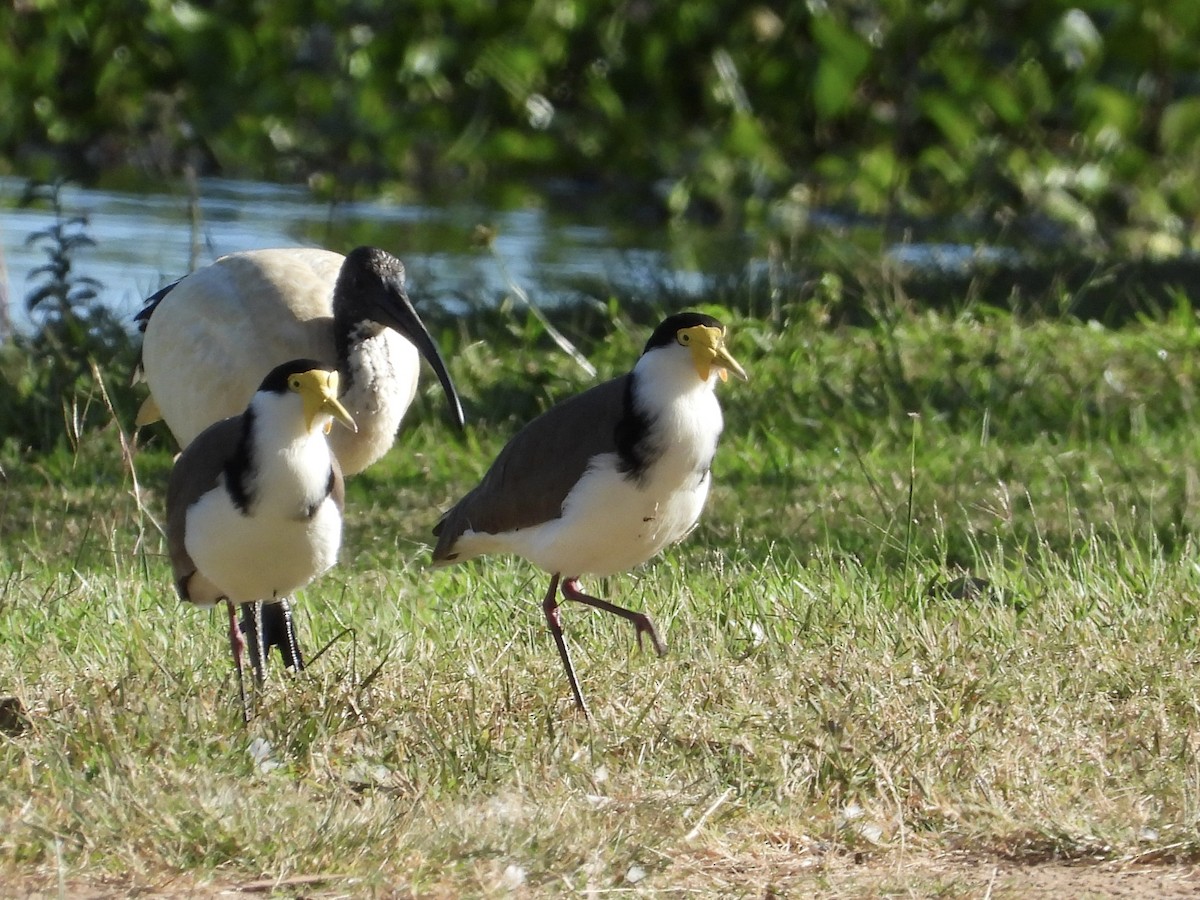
[136,245,464,476]
[431,312,747,715]
[166,359,356,721]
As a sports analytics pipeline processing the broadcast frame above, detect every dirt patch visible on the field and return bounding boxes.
[770,856,1200,899]
[3,858,1200,897]
[991,861,1200,899]
[666,848,1200,898]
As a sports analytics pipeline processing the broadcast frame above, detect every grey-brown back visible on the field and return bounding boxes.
[165,417,243,600]
[432,375,630,559]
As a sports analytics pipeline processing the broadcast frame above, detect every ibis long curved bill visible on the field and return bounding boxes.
[347,252,465,430]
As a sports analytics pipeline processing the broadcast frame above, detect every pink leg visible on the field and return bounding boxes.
[226,601,251,724]
[542,574,590,716]
[561,577,667,656]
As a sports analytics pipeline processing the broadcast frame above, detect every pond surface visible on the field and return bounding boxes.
[0,176,763,336]
[6,175,1196,339]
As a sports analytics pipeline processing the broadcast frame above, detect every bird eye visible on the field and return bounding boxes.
[290,378,301,390]
[678,333,691,345]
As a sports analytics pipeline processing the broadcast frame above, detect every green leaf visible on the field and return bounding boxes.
[921,91,978,151]
[980,78,1024,126]
[1079,84,1139,141]
[1160,97,1200,155]
[811,15,871,120]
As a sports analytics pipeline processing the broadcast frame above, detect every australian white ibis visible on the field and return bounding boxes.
[136,245,464,476]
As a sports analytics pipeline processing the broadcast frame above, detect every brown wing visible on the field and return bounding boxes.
[165,416,243,600]
[432,374,629,559]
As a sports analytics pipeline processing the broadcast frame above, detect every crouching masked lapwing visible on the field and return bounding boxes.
[136,245,464,476]
[166,359,356,721]
[431,312,747,716]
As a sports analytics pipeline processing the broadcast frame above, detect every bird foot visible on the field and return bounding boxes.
[560,578,668,657]
[630,613,668,657]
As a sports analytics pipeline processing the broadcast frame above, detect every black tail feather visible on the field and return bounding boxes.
[240,599,305,681]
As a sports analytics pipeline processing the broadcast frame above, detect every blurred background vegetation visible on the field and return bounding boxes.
[6,0,1200,455]
[3,0,1200,251]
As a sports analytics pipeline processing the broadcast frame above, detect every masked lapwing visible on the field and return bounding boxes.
[136,245,464,476]
[431,312,747,715]
[166,359,356,721]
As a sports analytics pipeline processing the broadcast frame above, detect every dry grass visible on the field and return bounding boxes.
[5,306,1200,895]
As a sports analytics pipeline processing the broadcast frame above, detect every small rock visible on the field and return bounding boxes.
[0,696,29,736]
[857,822,885,844]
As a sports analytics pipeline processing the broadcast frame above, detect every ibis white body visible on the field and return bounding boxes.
[138,247,462,476]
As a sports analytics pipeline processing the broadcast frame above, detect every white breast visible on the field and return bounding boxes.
[184,394,344,604]
[185,492,342,603]
[511,452,712,576]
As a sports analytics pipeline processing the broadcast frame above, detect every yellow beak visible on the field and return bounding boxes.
[295,369,358,434]
[682,325,749,383]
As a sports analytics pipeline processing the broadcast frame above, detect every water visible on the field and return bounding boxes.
[0,176,741,337]
[8,175,1186,339]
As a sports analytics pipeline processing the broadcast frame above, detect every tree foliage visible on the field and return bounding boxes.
[3,1,1200,246]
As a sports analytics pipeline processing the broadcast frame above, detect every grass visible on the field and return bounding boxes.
[4,298,1200,895]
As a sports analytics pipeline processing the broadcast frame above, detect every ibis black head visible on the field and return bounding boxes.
[333,247,466,430]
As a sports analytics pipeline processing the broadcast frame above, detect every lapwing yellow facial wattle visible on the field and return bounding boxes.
[135,245,465,476]
[165,359,356,721]
[432,312,747,715]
